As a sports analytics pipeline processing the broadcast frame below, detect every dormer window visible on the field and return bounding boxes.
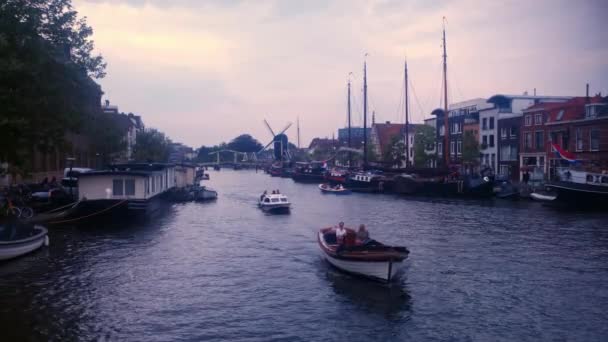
[556,109,564,121]
[585,104,604,119]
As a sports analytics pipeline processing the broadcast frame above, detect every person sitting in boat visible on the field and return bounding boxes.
[356,224,370,245]
[260,190,267,201]
[335,222,347,250]
[271,190,276,194]
[276,189,280,194]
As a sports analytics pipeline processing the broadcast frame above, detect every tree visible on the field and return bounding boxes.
[461,130,480,172]
[0,0,107,169]
[413,125,436,167]
[84,113,127,165]
[227,134,263,153]
[383,135,405,168]
[133,128,171,163]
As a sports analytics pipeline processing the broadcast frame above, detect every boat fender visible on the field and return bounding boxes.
[483,176,489,182]
[44,235,50,247]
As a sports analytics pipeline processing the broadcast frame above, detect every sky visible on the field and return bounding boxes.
[75,0,608,148]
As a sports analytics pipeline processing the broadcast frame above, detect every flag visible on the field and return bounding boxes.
[551,143,578,162]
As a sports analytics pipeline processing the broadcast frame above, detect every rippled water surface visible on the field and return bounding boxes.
[2,169,608,341]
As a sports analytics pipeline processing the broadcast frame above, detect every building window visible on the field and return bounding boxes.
[525,115,531,126]
[437,142,443,156]
[125,179,135,196]
[482,135,487,147]
[590,128,600,151]
[489,135,495,147]
[500,165,510,177]
[450,141,455,155]
[489,117,495,130]
[576,128,583,151]
[500,146,517,161]
[501,128,507,139]
[113,179,124,196]
[482,118,487,130]
[151,176,156,193]
[457,140,462,155]
[510,126,517,137]
[535,131,544,150]
[439,125,445,136]
[145,178,149,195]
[524,132,532,149]
[534,113,542,125]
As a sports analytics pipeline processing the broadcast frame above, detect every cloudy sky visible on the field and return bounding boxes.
[75,0,608,148]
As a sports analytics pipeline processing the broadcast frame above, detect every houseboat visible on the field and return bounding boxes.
[73,163,186,220]
[291,162,326,183]
[345,171,392,193]
[545,168,608,207]
[325,168,349,184]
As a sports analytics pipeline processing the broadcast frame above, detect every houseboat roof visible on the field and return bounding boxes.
[110,163,175,171]
[78,170,154,178]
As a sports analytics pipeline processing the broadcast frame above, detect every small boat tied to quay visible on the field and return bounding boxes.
[318,183,351,195]
[258,191,291,213]
[318,226,409,283]
[0,220,49,261]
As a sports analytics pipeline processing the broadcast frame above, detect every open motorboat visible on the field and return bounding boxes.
[318,183,351,195]
[530,192,557,201]
[258,193,291,213]
[0,222,49,261]
[318,227,409,283]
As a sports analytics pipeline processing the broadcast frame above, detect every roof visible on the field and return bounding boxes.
[79,170,152,178]
[308,138,340,150]
[373,123,405,154]
[487,94,572,104]
[544,96,606,123]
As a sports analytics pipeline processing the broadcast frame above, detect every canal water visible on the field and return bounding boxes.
[1,170,608,341]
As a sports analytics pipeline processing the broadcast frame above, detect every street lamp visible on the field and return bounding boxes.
[66,157,75,199]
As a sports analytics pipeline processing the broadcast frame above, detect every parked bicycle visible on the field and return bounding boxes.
[0,190,34,219]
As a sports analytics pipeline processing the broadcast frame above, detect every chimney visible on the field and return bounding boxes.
[533,88,536,96]
[586,83,590,103]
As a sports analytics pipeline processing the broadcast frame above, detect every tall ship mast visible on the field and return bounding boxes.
[442,17,449,167]
[363,58,368,169]
[404,59,410,167]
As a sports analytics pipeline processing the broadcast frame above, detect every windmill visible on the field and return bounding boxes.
[259,119,292,162]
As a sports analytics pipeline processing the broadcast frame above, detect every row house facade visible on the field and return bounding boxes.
[519,95,608,182]
[433,98,493,167]
[480,94,571,177]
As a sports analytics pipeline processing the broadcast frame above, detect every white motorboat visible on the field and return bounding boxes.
[530,192,557,201]
[258,193,291,213]
[318,227,409,283]
[0,223,49,261]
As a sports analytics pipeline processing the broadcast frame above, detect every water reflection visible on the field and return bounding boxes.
[324,263,412,320]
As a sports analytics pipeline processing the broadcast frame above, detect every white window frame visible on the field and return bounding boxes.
[524,115,531,126]
[457,140,462,155]
[501,128,507,139]
[590,128,600,151]
[576,128,583,152]
[534,113,542,125]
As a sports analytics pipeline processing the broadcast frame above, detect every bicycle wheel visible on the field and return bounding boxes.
[8,206,21,218]
[20,206,34,219]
